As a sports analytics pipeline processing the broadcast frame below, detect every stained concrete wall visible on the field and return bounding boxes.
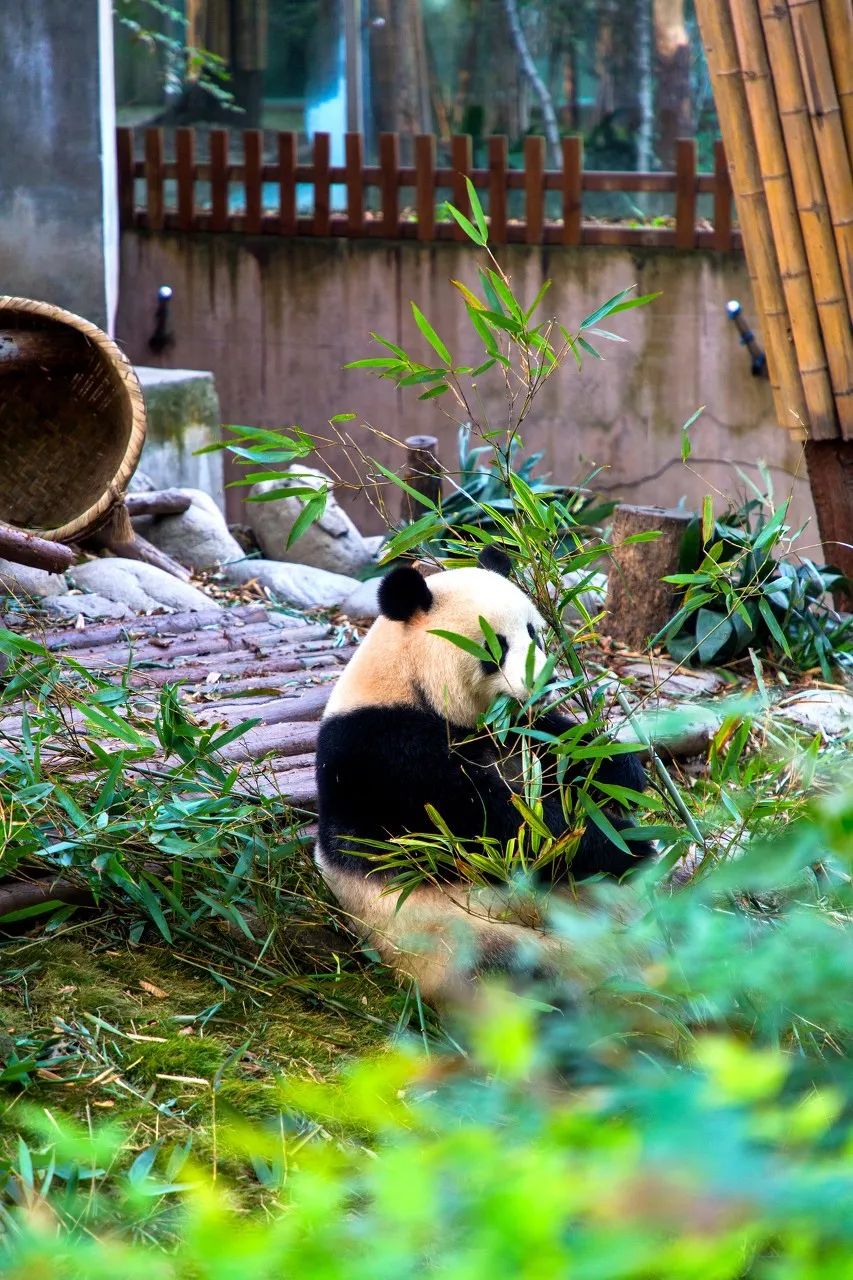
[0,0,117,331]
[117,233,816,535]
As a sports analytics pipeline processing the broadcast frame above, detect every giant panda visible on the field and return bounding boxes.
[314,547,656,1004]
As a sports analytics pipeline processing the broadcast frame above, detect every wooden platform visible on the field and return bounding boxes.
[0,604,356,811]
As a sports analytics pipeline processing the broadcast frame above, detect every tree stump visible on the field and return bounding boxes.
[401,435,442,522]
[604,504,695,651]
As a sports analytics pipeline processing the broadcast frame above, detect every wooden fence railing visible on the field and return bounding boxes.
[117,128,740,251]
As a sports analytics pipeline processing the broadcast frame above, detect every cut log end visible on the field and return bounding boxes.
[603,504,695,651]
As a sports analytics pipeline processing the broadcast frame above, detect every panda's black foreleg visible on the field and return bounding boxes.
[566,814,656,882]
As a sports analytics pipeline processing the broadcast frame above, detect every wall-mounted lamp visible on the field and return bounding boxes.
[148,285,174,355]
[726,299,767,378]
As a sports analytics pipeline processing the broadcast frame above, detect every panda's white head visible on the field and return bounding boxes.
[325,547,549,727]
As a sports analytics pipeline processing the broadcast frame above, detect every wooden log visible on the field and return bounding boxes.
[729,0,838,436]
[88,504,192,582]
[196,686,335,728]
[0,329,86,375]
[604,505,695,651]
[0,523,76,573]
[401,434,442,522]
[37,605,270,650]
[694,0,811,437]
[804,439,853,605]
[125,490,192,519]
[757,0,853,438]
[216,720,321,762]
[0,876,95,920]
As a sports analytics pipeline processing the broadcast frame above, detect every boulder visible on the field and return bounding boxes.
[0,559,67,599]
[777,689,853,739]
[561,569,608,622]
[247,467,376,576]
[612,702,724,760]
[141,488,244,571]
[69,559,218,613]
[339,577,381,619]
[226,559,363,612]
[46,592,132,620]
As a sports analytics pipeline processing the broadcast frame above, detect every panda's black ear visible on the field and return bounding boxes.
[478,545,512,578]
[378,566,433,621]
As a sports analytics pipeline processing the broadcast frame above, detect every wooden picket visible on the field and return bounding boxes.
[116,128,739,251]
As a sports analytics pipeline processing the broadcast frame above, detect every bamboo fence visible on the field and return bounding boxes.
[695,0,853,443]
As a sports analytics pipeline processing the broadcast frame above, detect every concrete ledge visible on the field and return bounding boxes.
[136,367,224,510]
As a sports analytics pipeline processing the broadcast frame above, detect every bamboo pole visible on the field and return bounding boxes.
[788,0,853,317]
[730,0,837,436]
[758,0,853,438]
[818,0,853,168]
[694,0,810,436]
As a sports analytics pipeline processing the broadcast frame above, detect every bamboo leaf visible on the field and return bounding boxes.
[373,460,438,511]
[411,303,452,364]
[442,203,486,246]
[576,791,632,856]
[427,629,493,664]
[465,176,488,243]
[702,495,714,547]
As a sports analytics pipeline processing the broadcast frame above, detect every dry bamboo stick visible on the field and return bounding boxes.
[730,0,837,436]
[759,0,853,439]
[694,0,810,436]
[788,0,853,316]
[819,0,853,168]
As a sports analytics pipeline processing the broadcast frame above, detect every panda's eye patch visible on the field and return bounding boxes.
[527,622,544,650]
[480,633,508,675]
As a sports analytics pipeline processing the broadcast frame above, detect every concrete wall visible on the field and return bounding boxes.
[116,233,816,535]
[0,0,117,332]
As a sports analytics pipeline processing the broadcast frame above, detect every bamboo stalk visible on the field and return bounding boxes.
[729,0,837,438]
[819,0,853,168]
[758,0,853,438]
[694,0,810,437]
[788,0,853,317]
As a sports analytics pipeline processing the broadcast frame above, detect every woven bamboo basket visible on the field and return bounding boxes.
[0,296,146,543]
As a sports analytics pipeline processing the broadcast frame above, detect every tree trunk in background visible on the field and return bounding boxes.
[369,0,432,151]
[228,0,268,129]
[653,0,692,169]
[636,0,654,171]
[502,0,560,165]
[155,0,268,127]
[451,2,520,140]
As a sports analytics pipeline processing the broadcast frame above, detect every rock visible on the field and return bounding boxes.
[69,559,218,613]
[225,559,362,612]
[613,702,724,760]
[617,658,728,698]
[45,593,132,620]
[247,467,375,576]
[777,689,853,739]
[141,489,244,571]
[0,558,67,599]
[340,578,381,619]
[561,569,607,622]
[127,470,157,493]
